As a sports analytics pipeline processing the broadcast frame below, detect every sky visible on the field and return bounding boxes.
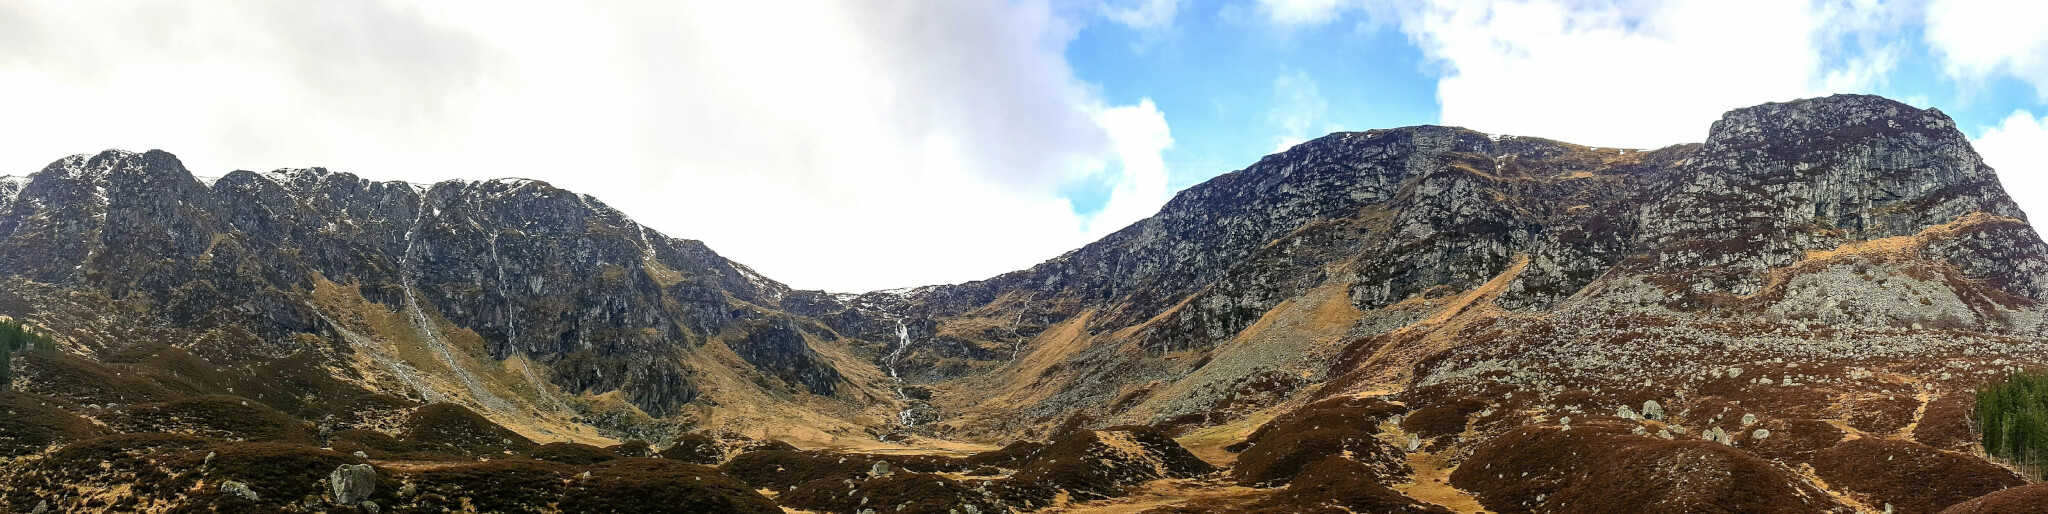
[0,1,2044,292]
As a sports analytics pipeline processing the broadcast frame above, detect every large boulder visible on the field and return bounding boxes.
[329,464,378,505]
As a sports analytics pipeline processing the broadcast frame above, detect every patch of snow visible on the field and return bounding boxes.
[0,175,29,203]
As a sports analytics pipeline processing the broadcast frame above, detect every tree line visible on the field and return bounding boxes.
[1979,370,2048,480]
[0,319,54,390]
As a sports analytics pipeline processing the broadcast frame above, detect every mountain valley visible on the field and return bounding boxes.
[3,94,2048,512]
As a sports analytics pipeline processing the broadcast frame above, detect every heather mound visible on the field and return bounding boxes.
[1941,483,2048,514]
[1233,456,1452,514]
[0,392,104,457]
[1,433,212,512]
[1912,392,1978,451]
[3,435,378,513]
[11,351,173,405]
[963,440,1045,468]
[1227,396,1407,453]
[1451,420,1848,513]
[780,471,1005,514]
[606,439,653,458]
[108,395,314,443]
[1230,396,1409,487]
[1743,418,1845,463]
[1399,397,1487,440]
[849,452,976,473]
[528,441,619,465]
[560,459,780,514]
[720,449,880,490]
[397,403,536,458]
[327,429,445,460]
[174,442,381,510]
[1812,438,2023,513]
[657,432,723,464]
[1007,426,1216,503]
[397,459,572,513]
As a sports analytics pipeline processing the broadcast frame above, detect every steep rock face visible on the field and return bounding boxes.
[4,94,2044,446]
[1632,98,2032,296]
[879,95,2048,436]
[0,155,841,420]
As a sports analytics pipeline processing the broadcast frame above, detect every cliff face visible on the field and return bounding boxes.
[1,94,2043,446]
[857,94,2048,439]
[0,151,847,431]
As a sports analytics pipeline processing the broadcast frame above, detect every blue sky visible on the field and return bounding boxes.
[1055,0,2048,219]
[1,1,2045,291]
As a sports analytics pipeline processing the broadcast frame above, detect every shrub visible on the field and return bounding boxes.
[1975,371,2048,478]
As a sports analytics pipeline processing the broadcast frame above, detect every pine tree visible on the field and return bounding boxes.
[0,322,14,390]
[1978,371,2048,479]
[0,319,52,391]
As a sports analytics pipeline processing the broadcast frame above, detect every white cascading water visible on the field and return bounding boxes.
[400,202,514,414]
[887,319,919,427]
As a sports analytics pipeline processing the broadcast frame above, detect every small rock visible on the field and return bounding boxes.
[362,500,381,514]
[32,500,48,514]
[222,480,261,501]
[1741,413,1757,426]
[1641,400,1664,421]
[1753,428,1771,440]
[871,461,893,477]
[353,450,369,459]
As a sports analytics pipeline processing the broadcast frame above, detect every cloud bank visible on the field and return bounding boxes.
[0,1,1176,292]
[1257,0,1909,149]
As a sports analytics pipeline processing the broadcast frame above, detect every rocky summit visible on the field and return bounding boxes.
[2,94,2046,512]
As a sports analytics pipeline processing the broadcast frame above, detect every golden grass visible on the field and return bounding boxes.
[1334,255,1531,396]
[1733,211,2022,306]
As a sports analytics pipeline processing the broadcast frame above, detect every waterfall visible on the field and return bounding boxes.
[400,200,514,414]
[887,319,922,428]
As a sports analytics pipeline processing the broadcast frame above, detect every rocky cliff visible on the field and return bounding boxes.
[5,93,2048,512]
[0,151,874,442]
[850,94,2048,442]
[1,94,2044,446]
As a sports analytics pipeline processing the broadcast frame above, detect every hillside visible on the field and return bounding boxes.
[4,94,2048,512]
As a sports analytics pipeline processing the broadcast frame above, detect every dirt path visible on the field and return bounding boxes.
[1036,477,1266,513]
[1898,383,1933,440]
[1379,418,1490,513]
[1397,450,1490,514]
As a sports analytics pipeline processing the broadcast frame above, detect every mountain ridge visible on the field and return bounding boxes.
[8,93,2048,511]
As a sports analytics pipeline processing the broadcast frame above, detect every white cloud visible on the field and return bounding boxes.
[1973,111,2048,223]
[1100,0,1181,30]
[0,1,1175,292]
[1401,0,1904,149]
[1084,99,1176,237]
[1253,0,1906,149]
[1925,0,2048,100]
[1255,0,1349,26]
[1268,71,1335,152]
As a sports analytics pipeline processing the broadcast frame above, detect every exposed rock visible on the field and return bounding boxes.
[221,480,260,501]
[329,463,377,505]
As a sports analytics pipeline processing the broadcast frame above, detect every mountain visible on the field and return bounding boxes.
[4,94,2048,512]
